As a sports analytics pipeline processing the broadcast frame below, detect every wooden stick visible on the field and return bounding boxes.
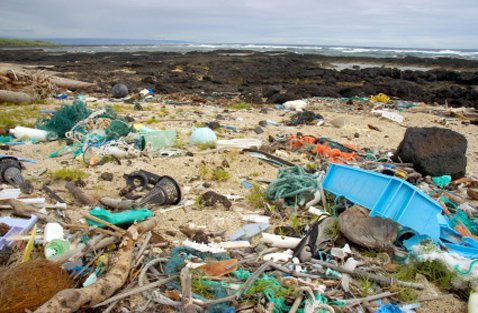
[289,294,303,313]
[65,182,95,206]
[344,291,397,306]
[180,267,198,313]
[133,231,152,267]
[92,276,175,308]
[62,223,123,237]
[311,260,424,289]
[84,213,127,236]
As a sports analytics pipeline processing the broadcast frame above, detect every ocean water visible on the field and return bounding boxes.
[17,43,478,60]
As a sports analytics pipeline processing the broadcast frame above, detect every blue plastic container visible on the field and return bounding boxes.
[322,163,443,242]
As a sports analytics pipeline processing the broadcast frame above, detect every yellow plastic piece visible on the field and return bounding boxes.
[22,224,37,263]
[370,93,390,103]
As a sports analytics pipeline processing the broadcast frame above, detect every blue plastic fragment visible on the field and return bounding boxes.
[241,180,252,189]
[322,163,478,258]
[375,304,403,313]
[322,163,443,242]
[227,223,269,241]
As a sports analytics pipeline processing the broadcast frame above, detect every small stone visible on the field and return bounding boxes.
[99,172,114,181]
[192,230,209,244]
[354,132,360,138]
[203,182,212,188]
[206,121,220,130]
[165,230,177,236]
[258,120,268,127]
[254,127,264,134]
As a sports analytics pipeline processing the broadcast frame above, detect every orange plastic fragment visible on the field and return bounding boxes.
[198,259,238,277]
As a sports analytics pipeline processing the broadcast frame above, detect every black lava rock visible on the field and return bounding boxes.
[393,127,467,179]
[112,83,128,98]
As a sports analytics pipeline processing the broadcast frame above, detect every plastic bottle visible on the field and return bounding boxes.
[9,126,51,141]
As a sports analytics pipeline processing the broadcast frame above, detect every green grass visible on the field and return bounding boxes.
[212,167,231,181]
[230,102,251,110]
[0,38,58,47]
[324,219,339,238]
[0,104,42,128]
[198,165,231,182]
[357,278,374,297]
[246,185,267,209]
[392,260,454,291]
[50,168,86,181]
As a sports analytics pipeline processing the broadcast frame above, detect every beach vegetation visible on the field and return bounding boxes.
[50,168,86,181]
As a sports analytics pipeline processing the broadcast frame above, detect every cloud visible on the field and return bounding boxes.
[0,0,477,48]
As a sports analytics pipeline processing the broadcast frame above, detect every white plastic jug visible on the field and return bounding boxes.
[9,126,52,141]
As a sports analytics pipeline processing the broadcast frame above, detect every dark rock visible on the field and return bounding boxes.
[258,120,268,127]
[112,83,128,98]
[393,127,467,179]
[100,172,114,181]
[205,121,220,130]
[199,191,232,209]
[192,230,209,244]
[254,127,264,134]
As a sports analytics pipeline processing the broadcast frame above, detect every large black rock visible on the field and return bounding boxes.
[393,127,467,179]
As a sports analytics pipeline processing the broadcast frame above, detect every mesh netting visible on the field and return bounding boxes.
[36,99,92,138]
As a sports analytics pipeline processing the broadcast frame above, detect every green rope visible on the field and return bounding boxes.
[266,166,318,207]
[449,210,478,236]
[454,259,478,275]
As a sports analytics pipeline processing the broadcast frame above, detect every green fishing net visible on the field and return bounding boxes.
[449,210,478,236]
[36,99,92,138]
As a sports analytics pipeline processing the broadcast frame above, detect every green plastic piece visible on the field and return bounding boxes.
[86,207,153,227]
[432,175,451,188]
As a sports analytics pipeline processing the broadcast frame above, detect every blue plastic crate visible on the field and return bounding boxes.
[322,163,443,242]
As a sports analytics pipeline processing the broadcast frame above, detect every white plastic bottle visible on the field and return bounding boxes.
[9,126,51,141]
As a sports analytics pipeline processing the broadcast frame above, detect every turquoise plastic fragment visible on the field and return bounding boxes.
[86,207,153,227]
[432,175,451,188]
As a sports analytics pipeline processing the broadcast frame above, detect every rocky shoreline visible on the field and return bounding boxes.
[1,49,477,107]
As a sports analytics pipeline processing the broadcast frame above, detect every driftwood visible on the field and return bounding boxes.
[0,89,33,103]
[180,267,200,313]
[65,182,95,206]
[50,77,96,90]
[34,215,162,313]
[3,198,57,223]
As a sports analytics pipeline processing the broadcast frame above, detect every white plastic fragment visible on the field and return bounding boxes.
[0,188,21,200]
[216,138,262,150]
[372,109,404,123]
[263,249,293,262]
[241,214,270,224]
[182,239,226,253]
[283,100,308,111]
[260,233,301,249]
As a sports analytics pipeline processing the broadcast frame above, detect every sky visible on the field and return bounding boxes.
[1,0,477,49]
